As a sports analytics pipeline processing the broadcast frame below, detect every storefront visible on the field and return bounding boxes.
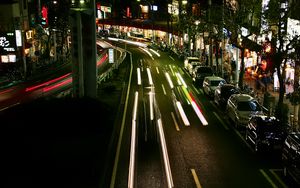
[0,31,19,64]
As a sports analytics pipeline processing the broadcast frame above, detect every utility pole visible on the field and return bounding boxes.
[208,0,213,68]
[70,0,97,98]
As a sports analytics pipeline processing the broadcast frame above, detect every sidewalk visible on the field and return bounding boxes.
[243,73,296,125]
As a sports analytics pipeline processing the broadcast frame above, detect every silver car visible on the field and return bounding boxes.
[226,94,264,129]
[203,76,226,97]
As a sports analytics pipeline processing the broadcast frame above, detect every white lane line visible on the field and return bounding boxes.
[270,169,288,188]
[259,169,278,188]
[234,128,254,152]
[162,84,167,95]
[169,56,175,61]
[0,102,20,112]
[191,169,202,188]
[171,112,180,131]
[213,112,229,130]
[137,68,141,85]
[147,68,153,85]
[156,67,160,74]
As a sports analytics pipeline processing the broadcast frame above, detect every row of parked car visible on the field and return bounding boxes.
[184,56,300,184]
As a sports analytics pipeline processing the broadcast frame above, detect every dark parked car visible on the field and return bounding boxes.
[192,66,213,87]
[282,132,300,184]
[245,115,287,152]
[214,84,240,108]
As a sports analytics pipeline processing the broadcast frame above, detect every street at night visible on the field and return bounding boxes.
[1,0,300,188]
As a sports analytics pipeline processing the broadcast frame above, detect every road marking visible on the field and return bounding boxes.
[213,112,229,130]
[156,67,160,74]
[191,169,202,188]
[169,56,175,61]
[161,84,167,95]
[234,128,254,152]
[171,112,180,131]
[260,169,278,188]
[270,169,288,188]
[192,85,200,94]
[110,51,133,188]
[0,102,20,112]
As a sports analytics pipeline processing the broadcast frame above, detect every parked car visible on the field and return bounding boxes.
[282,132,300,184]
[192,66,214,87]
[184,57,202,75]
[226,94,264,129]
[245,115,287,152]
[202,76,226,97]
[214,84,240,108]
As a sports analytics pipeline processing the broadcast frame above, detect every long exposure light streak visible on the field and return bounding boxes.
[128,92,139,188]
[176,101,190,126]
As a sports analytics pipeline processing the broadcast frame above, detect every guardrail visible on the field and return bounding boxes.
[97,46,127,84]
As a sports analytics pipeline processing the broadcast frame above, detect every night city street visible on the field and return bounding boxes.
[1,0,300,188]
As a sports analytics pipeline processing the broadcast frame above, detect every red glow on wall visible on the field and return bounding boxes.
[127,7,130,18]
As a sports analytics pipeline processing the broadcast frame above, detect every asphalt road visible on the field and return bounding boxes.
[112,41,299,188]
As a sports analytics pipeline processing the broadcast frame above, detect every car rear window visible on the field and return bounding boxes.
[197,67,213,74]
[210,80,223,86]
[237,101,261,111]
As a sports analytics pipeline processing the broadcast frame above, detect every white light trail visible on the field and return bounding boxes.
[149,91,154,120]
[107,37,119,41]
[169,65,175,76]
[150,48,161,57]
[191,101,208,126]
[147,68,153,85]
[157,118,174,188]
[120,39,148,47]
[139,47,154,60]
[165,72,174,89]
[176,72,187,88]
[176,101,190,126]
[128,92,139,188]
[137,68,141,85]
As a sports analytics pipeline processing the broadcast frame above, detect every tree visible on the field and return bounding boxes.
[46,0,71,60]
[263,0,300,122]
[224,0,262,88]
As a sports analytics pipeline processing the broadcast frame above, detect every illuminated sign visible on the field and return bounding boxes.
[15,30,22,47]
[109,48,114,63]
[1,54,16,63]
[100,6,111,13]
[0,32,17,54]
